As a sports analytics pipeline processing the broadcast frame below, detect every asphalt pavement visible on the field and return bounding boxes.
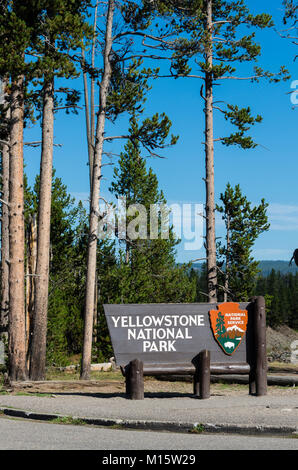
[1,416,298,450]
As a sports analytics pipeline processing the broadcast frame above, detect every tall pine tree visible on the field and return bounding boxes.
[141,0,289,301]
[216,183,269,301]
[109,116,195,305]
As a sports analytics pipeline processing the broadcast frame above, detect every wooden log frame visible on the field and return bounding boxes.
[118,297,267,400]
[129,362,251,376]
[123,358,250,400]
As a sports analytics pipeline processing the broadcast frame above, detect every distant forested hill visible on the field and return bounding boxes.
[257,261,298,276]
[191,261,298,276]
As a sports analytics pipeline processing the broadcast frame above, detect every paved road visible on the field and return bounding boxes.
[0,416,297,451]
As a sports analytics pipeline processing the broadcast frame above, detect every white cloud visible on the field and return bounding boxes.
[252,248,292,260]
[268,203,298,231]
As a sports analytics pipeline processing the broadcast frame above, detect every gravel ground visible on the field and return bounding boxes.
[267,325,298,362]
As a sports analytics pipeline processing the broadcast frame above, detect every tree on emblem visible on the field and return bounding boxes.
[216,312,226,337]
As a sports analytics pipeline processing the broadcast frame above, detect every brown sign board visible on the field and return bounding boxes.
[103,302,254,367]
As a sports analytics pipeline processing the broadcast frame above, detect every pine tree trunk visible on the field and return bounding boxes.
[1,79,10,334]
[82,3,99,361]
[82,2,98,190]
[204,0,217,303]
[30,78,54,380]
[224,213,230,303]
[80,0,115,380]
[93,278,98,347]
[82,48,94,190]
[25,213,37,368]
[8,75,27,381]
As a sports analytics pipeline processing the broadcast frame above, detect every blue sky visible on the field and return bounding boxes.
[23,0,298,264]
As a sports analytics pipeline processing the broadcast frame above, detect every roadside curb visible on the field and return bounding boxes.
[1,406,297,437]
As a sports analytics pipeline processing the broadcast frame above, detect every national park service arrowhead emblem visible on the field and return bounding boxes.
[209,302,248,355]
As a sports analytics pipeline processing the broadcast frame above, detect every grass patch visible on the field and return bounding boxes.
[0,389,53,397]
[15,392,53,398]
[46,368,123,382]
[109,423,124,430]
[214,382,247,391]
[50,416,85,426]
[190,423,205,434]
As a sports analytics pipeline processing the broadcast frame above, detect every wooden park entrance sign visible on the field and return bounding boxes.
[103,296,267,400]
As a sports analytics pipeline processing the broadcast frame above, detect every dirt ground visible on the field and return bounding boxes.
[2,364,297,398]
[4,378,298,398]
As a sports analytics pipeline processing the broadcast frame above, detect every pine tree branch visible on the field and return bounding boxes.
[212,20,233,25]
[217,74,269,80]
[152,73,205,79]
[0,140,10,148]
[24,141,63,147]
[103,136,168,159]
[53,105,83,111]
[113,30,175,47]
[213,105,226,113]
[0,198,10,207]
[200,85,207,101]
[103,134,129,141]
[116,54,173,62]
[198,291,210,298]
[218,283,234,296]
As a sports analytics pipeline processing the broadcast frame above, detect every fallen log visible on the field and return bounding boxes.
[157,374,298,387]
[8,380,120,393]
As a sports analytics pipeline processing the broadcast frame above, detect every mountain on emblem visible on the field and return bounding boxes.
[209,302,248,355]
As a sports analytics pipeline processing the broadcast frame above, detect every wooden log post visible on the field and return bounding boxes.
[193,369,200,397]
[125,364,131,397]
[249,296,267,396]
[249,297,257,395]
[248,365,256,395]
[254,296,267,396]
[196,350,210,399]
[126,359,144,400]
[249,361,256,396]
